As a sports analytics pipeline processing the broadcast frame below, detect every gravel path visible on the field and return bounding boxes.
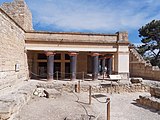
[14,92,160,120]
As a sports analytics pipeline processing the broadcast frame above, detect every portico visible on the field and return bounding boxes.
[26,31,129,81]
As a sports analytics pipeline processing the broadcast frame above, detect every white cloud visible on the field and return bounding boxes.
[1,0,159,43]
[26,0,160,32]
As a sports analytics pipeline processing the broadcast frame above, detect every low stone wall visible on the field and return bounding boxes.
[37,82,149,94]
[130,63,160,81]
[136,87,160,110]
[150,87,160,98]
[136,96,160,110]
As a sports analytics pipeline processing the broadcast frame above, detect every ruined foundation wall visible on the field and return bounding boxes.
[0,8,29,90]
[130,48,160,81]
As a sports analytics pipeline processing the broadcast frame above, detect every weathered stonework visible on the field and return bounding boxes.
[0,82,36,120]
[37,82,149,94]
[150,87,160,98]
[1,0,33,31]
[136,95,160,110]
[130,48,160,81]
[0,8,29,90]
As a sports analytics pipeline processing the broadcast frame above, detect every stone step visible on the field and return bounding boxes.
[44,88,61,98]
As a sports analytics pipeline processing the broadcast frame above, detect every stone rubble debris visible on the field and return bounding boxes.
[33,88,61,98]
[33,88,46,97]
[130,77,143,84]
[136,86,160,110]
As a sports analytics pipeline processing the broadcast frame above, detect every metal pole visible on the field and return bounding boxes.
[56,71,58,80]
[82,72,84,81]
[103,72,105,80]
[107,98,110,120]
[89,86,92,105]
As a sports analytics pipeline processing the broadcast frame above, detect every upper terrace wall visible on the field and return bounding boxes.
[25,32,118,43]
[130,48,160,81]
[1,0,33,31]
[0,8,29,90]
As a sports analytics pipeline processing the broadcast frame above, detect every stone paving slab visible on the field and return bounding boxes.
[0,82,37,120]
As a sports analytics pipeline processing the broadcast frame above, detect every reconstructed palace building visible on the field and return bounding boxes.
[0,0,159,89]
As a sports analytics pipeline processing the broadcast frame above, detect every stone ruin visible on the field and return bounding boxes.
[136,85,160,110]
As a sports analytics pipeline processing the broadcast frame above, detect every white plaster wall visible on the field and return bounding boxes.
[118,46,129,52]
[118,53,129,73]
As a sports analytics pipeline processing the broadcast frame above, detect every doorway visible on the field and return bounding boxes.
[54,62,61,78]
[65,62,70,78]
[38,62,47,78]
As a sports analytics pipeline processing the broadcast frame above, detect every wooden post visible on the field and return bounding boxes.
[89,86,92,105]
[107,98,110,120]
[78,80,80,93]
[75,84,78,92]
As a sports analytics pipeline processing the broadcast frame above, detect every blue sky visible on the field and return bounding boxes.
[0,0,160,43]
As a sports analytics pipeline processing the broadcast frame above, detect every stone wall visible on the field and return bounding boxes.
[130,48,160,81]
[37,82,150,94]
[1,0,33,31]
[0,8,29,90]
[136,95,160,110]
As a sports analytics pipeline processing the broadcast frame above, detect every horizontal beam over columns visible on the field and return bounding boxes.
[25,45,117,52]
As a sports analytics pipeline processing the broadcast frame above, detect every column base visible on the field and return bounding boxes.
[47,75,54,81]
[70,73,76,81]
[92,73,98,80]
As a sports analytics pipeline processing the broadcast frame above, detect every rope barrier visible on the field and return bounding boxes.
[30,71,47,77]
[94,100,110,120]
[91,92,108,104]
[30,70,108,81]
[72,91,96,119]
[88,85,110,120]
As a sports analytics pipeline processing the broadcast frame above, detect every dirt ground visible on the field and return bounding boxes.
[13,91,159,120]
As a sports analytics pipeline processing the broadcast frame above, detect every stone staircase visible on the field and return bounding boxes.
[130,48,145,63]
[129,48,160,80]
[130,48,152,66]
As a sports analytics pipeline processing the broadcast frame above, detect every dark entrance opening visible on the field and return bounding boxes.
[65,62,70,78]
[38,62,47,78]
[54,62,61,78]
